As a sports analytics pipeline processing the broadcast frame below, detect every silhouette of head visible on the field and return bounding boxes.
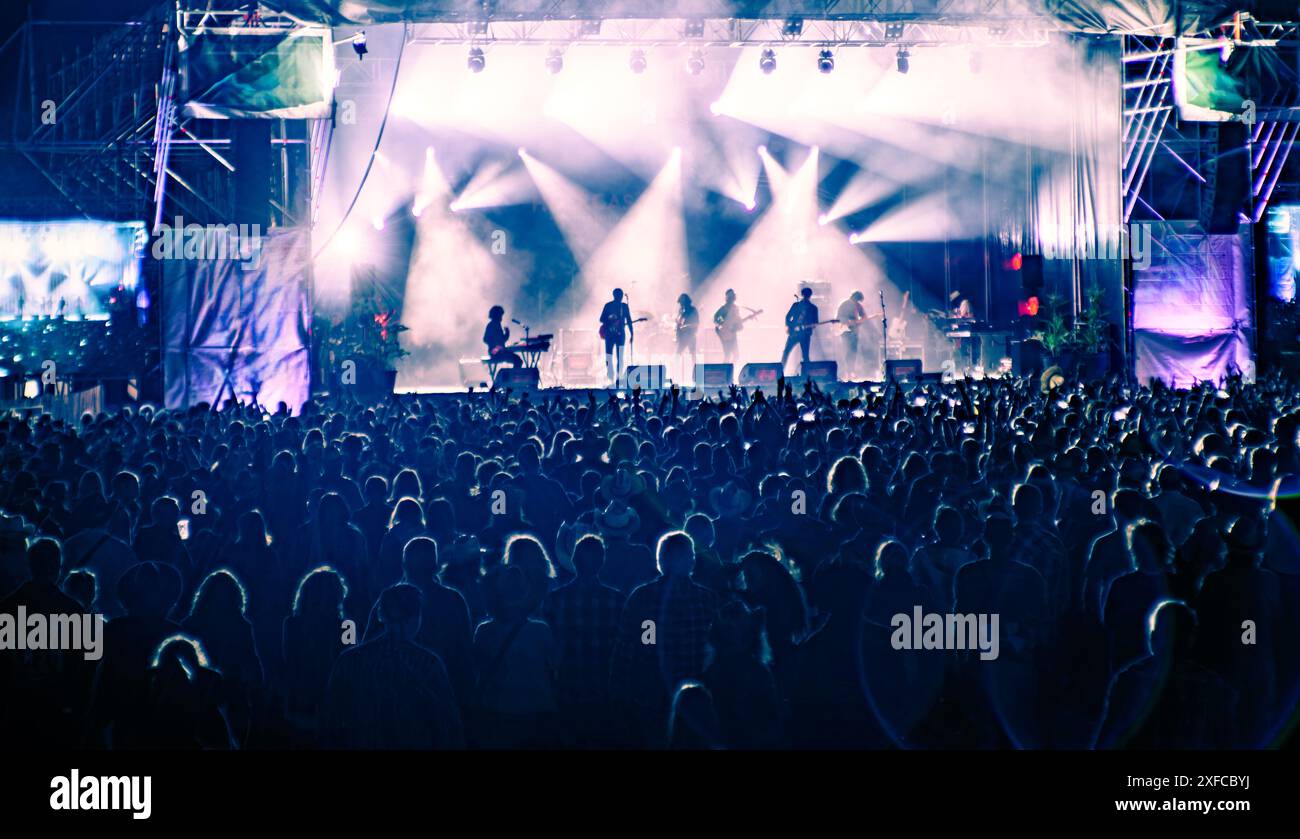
[378,584,423,641]
[118,562,183,621]
[27,538,62,584]
[656,531,695,577]
[293,566,348,619]
[571,534,605,578]
[402,536,439,584]
[1128,519,1172,574]
[190,569,248,622]
[667,681,723,749]
[1146,599,1196,658]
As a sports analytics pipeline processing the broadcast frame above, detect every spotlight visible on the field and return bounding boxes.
[467,47,485,73]
[518,147,527,157]
[686,49,704,75]
[885,22,905,40]
[372,216,385,231]
[579,19,601,37]
[352,30,367,60]
[896,47,909,74]
[849,232,862,244]
[709,101,723,115]
[629,49,647,73]
[759,48,777,74]
[783,18,803,37]
[818,214,829,226]
[684,19,705,39]
[545,48,563,74]
[817,49,834,74]
[469,19,489,36]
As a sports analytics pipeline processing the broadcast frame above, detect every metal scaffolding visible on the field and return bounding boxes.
[1124,18,1300,228]
[1,2,315,228]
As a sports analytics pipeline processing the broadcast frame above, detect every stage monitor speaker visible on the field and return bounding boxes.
[801,359,838,384]
[694,363,733,388]
[1203,122,1251,233]
[1021,254,1044,291]
[493,367,540,390]
[624,364,668,389]
[739,362,783,387]
[885,358,924,383]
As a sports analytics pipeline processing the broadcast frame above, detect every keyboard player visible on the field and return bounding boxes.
[484,305,523,368]
[948,291,976,368]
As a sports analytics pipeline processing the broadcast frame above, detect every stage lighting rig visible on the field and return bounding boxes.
[896,47,910,74]
[545,48,563,74]
[469,19,489,36]
[468,47,486,73]
[684,19,705,39]
[759,48,777,74]
[630,49,647,74]
[579,19,602,37]
[885,22,905,40]
[818,49,835,73]
[352,30,367,60]
[686,49,705,75]
[784,18,803,37]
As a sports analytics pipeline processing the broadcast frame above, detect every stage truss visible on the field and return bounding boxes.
[3,2,1297,242]
[1123,15,1300,227]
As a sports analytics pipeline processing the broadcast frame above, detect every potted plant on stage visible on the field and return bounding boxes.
[324,309,408,398]
[1037,293,1076,375]
[1075,283,1111,381]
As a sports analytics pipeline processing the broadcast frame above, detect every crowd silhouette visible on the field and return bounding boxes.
[1,372,1298,749]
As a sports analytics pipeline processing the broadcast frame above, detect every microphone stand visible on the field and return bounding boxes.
[625,293,633,388]
[879,291,888,381]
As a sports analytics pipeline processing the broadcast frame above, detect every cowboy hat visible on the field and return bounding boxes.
[594,500,641,539]
[599,464,646,502]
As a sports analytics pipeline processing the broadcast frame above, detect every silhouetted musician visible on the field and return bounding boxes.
[484,305,522,368]
[781,287,820,370]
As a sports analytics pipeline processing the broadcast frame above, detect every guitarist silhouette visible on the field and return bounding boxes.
[713,288,761,365]
[598,288,636,384]
[781,287,822,371]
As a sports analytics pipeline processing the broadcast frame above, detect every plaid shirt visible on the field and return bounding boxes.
[611,575,718,706]
[542,577,625,702]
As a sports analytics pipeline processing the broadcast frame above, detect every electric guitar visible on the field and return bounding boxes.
[598,315,648,341]
[787,318,840,335]
[715,308,763,338]
[838,311,884,335]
